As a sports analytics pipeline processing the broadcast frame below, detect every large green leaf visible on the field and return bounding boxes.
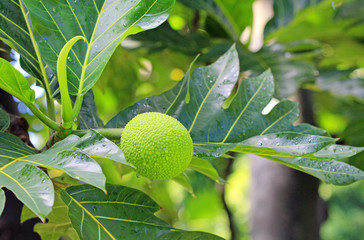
[0,108,10,131]
[26,129,127,190]
[108,46,299,143]
[0,58,35,104]
[232,132,336,157]
[194,132,338,159]
[0,162,54,220]
[0,133,53,219]
[105,45,364,184]
[0,129,127,218]
[23,0,175,96]
[61,184,224,240]
[264,155,364,185]
[238,43,316,99]
[0,0,46,80]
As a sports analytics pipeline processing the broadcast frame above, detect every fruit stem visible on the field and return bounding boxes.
[72,128,123,140]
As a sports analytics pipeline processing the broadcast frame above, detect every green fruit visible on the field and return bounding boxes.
[120,112,193,180]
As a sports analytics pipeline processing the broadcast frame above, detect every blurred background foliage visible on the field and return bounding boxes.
[5,0,364,239]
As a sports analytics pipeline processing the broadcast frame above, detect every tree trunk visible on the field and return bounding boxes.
[249,89,327,240]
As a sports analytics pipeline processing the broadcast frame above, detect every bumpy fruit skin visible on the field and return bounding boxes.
[120,112,193,180]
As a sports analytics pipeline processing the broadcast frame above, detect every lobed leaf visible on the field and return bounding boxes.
[61,184,224,240]
[105,45,364,184]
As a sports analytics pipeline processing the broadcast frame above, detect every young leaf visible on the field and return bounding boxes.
[0,188,5,216]
[188,157,222,183]
[0,59,60,131]
[61,184,224,240]
[172,173,195,196]
[0,58,35,104]
[22,0,175,97]
[57,36,85,129]
[0,108,10,131]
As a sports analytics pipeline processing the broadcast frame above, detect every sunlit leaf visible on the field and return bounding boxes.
[0,129,125,214]
[23,0,175,96]
[188,157,222,183]
[61,184,224,239]
[26,129,127,190]
[172,173,195,196]
[0,163,54,220]
[0,58,35,104]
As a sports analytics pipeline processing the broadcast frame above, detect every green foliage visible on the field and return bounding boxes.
[22,193,79,240]
[0,58,35,104]
[61,184,224,240]
[22,0,175,96]
[1,0,364,238]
